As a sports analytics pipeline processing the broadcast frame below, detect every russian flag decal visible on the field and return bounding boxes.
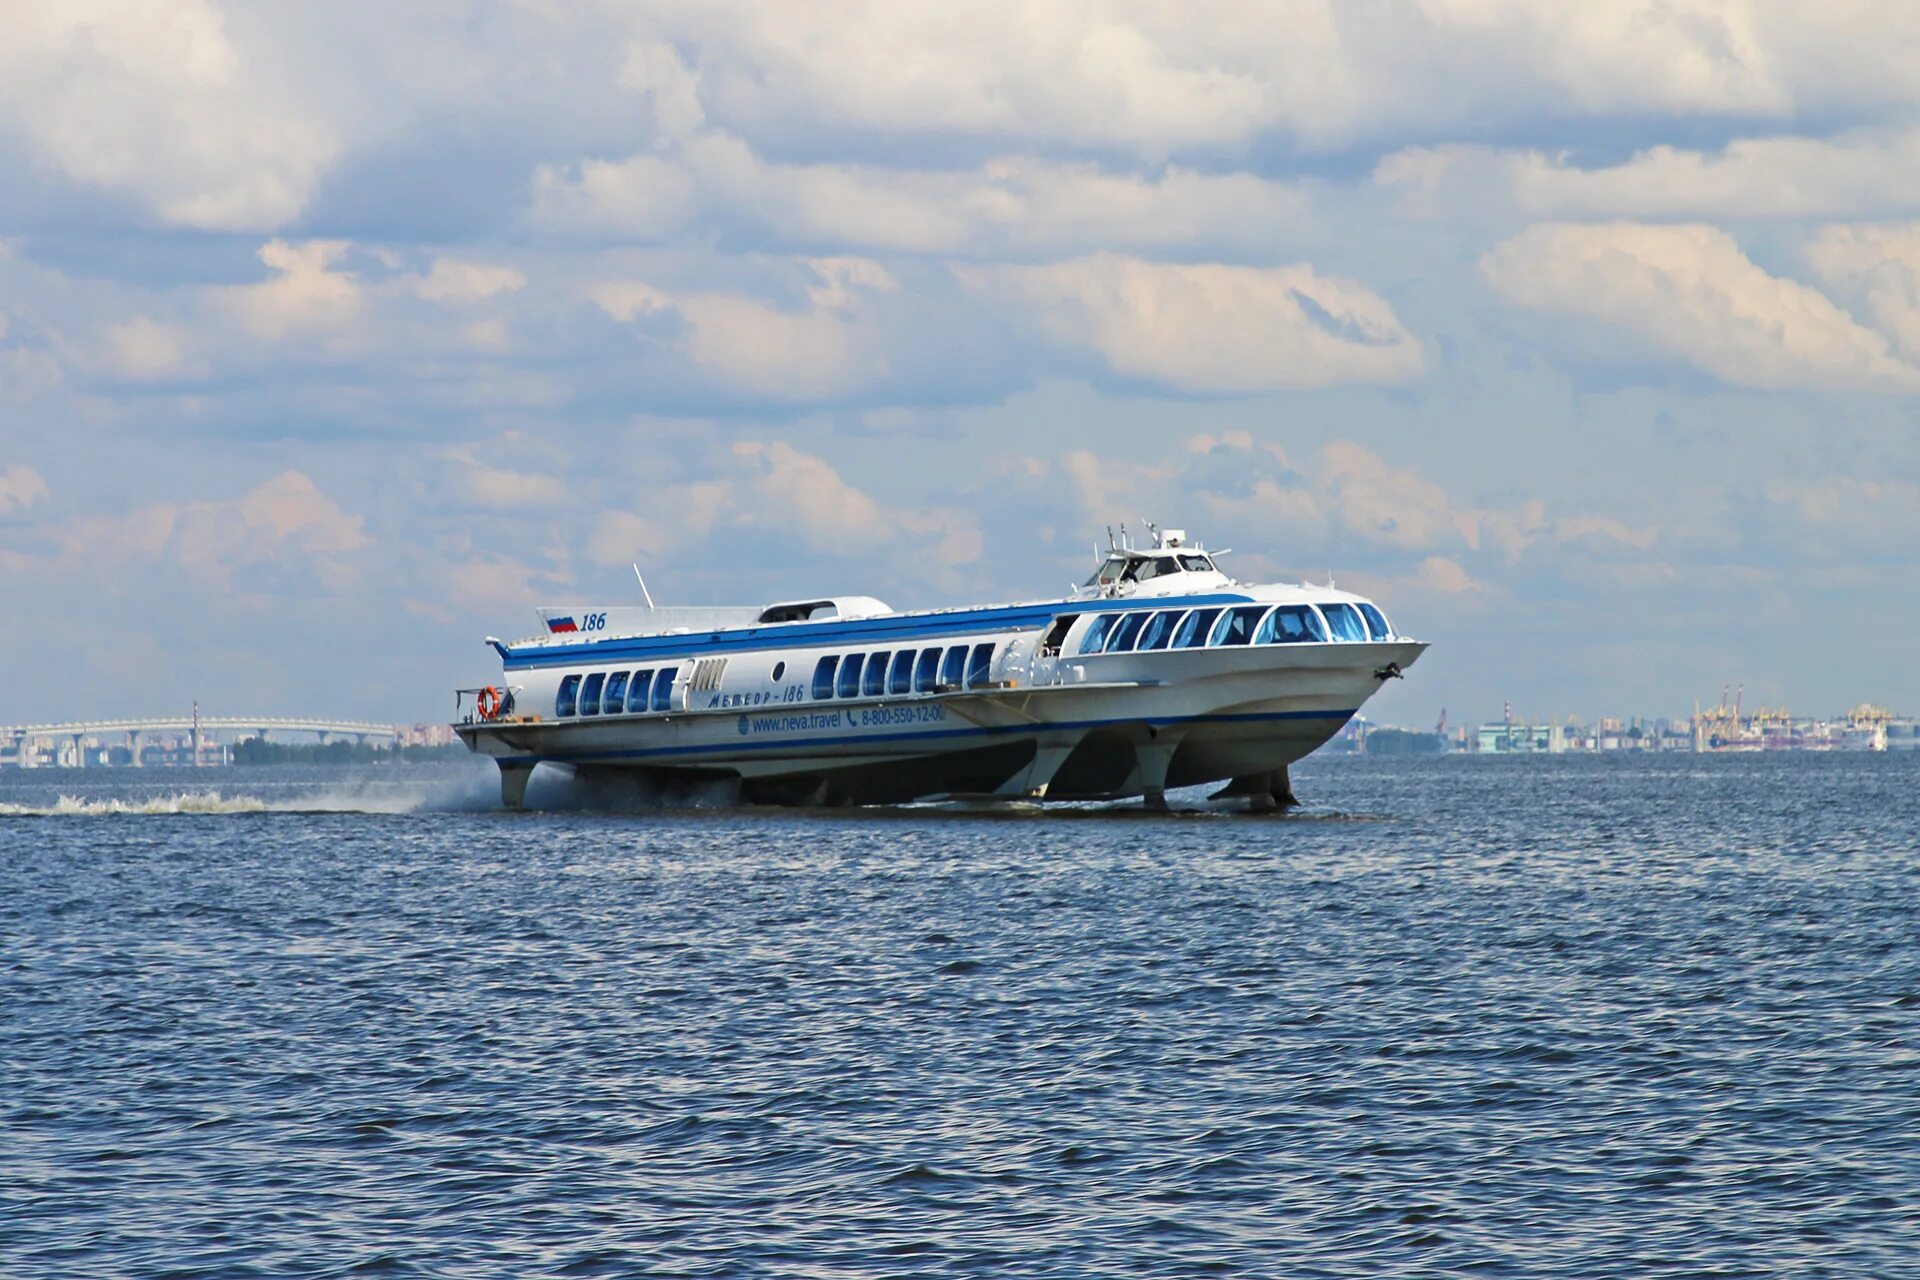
[547,616,578,633]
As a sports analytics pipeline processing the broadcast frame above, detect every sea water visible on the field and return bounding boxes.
[3,754,1916,1277]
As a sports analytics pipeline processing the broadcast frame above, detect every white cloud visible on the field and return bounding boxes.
[100,316,192,380]
[610,2,1920,156]
[53,470,368,591]
[216,240,362,341]
[1807,222,1920,361]
[961,255,1424,393]
[533,132,1308,256]
[411,258,526,305]
[1380,127,1920,222]
[0,1,335,229]
[0,464,50,518]
[730,440,890,549]
[1479,222,1920,391]
[594,258,897,400]
[1012,432,1649,568]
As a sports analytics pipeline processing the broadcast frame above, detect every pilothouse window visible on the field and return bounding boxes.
[1179,554,1213,573]
[1357,603,1392,641]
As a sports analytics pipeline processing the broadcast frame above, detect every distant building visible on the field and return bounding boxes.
[1476,722,1565,754]
[398,722,457,748]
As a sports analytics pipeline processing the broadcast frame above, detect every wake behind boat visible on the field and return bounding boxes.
[455,526,1426,810]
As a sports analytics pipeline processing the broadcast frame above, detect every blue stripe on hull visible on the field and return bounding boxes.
[491,706,1358,767]
[502,592,1254,669]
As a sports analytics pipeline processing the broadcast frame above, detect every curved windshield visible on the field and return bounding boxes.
[1137,611,1180,651]
[1172,608,1221,649]
[1079,614,1116,655]
[1105,611,1150,652]
[1179,554,1213,572]
[1209,605,1266,646]
[1319,603,1368,642]
[1256,606,1326,644]
[1357,602,1392,640]
[1084,556,1126,587]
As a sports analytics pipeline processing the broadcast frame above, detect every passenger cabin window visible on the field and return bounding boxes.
[1179,554,1213,573]
[941,646,968,687]
[1357,603,1392,641]
[1172,608,1221,649]
[863,652,890,697]
[1320,603,1368,642]
[1137,610,1180,651]
[651,666,678,712]
[1210,605,1265,646]
[1105,611,1150,652]
[836,654,864,699]
[966,643,994,687]
[914,648,942,693]
[812,656,838,700]
[603,671,629,714]
[555,674,581,717]
[627,670,654,712]
[1078,614,1115,655]
[889,650,915,695]
[579,672,605,716]
[1257,606,1325,644]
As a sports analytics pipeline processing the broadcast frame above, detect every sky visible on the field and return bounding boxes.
[4,1,1919,728]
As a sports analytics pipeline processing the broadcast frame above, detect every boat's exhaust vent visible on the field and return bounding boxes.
[689,658,729,693]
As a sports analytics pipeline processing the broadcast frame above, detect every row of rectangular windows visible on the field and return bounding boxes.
[812,642,997,701]
[1078,601,1391,657]
[556,665,679,718]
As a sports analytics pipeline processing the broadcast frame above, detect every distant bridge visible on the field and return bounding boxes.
[1,717,403,768]
[3,717,398,739]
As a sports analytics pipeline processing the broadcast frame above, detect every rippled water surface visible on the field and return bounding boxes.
[4,754,1918,1278]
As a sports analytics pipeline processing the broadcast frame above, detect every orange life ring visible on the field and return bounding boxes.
[476,686,503,720]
